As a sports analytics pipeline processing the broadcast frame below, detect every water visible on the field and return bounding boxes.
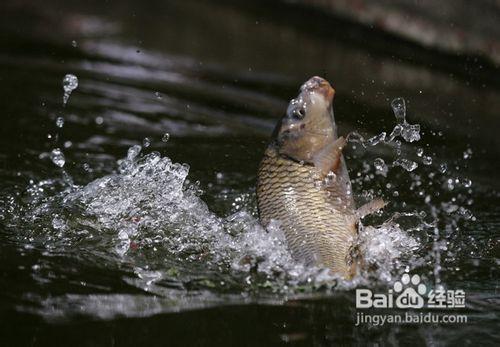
[0,1,499,345]
[49,148,66,168]
[62,74,78,106]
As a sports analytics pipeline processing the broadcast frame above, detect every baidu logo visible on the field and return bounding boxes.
[356,273,465,309]
[393,273,427,308]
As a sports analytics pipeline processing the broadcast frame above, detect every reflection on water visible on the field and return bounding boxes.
[0,0,499,345]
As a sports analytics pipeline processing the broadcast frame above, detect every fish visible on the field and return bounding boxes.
[256,76,385,278]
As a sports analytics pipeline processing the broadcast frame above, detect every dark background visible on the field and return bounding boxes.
[0,1,499,346]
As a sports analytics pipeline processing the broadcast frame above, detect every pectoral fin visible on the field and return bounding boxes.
[356,198,387,219]
[312,136,347,177]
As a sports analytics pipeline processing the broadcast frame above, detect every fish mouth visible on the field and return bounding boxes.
[300,76,335,104]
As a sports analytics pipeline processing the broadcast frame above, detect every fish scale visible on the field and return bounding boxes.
[257,147,357,276]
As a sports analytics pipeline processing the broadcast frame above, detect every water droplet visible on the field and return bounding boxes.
[416,147,424,157]
[391,97,406,123]
[374,158,388,176]
[50,148,66,167]
[458,207,473,220]
[401,123,421,142]
[438,163,447,173]
[463,148,473,160]
[422,156,432,165]
[393,158,418,172]
[387,124,402,142]
[462,178,472,188]
[162,133,170,143]
[154,91,162,100]
[127,145,142,161]
[143,137,151,148]
[71,40,78,48]
[95,116,104,125]
[56,116,64,128]
[447,178,455,190]
[62,74,78,106]
[366,132,386,146]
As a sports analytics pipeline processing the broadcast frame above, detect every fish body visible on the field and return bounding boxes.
[257,76,383,278]
[258,146,357,276]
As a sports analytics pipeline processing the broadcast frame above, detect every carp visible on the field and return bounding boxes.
[256,76,384,278]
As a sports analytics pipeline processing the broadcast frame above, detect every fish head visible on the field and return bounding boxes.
[273,76,336,162]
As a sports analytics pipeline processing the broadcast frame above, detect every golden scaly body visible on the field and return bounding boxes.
[257,146,357,276]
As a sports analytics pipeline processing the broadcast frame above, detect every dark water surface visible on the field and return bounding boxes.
[0,1,499,346]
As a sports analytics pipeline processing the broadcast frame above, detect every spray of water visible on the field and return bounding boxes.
[0,91,477,319]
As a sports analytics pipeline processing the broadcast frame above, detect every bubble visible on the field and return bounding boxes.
[62,74,78,106]
[71,40,78,48]
[416,147,424,157]
[95,117,104,125]
[143,137,151,148]
[64,141,73,148]
[50,148,66,168]
[56,116,64,128]
[154,92,163,100]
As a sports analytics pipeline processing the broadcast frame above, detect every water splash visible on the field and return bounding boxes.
[349,97,420,153]
[50,148,65,168]
[62,74,78,106]
[393,158,418,172]
[390,98,421,143]
[10,140,425,302]
[358,222,419,282]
